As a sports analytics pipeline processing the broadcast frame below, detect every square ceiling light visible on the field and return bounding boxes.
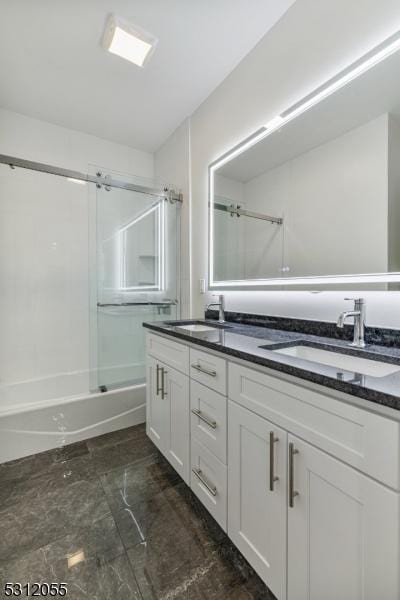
[102,14,158,68]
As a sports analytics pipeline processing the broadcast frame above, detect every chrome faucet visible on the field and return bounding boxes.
[337,298,366,348]
[206,294,226,323]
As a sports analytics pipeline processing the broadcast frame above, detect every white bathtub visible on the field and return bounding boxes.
[0,382,146,464]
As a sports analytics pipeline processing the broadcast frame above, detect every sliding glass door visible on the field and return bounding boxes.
[90,182,180,391]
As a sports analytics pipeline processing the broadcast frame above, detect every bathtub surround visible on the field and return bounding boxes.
[0,385,145,464]
[0,108,153,405]
[0,109,157,462]
[0,423,272,600]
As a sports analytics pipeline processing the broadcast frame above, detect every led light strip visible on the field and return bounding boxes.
[265,30,400,135]
[209,29,400,288]
[211,273,400,287]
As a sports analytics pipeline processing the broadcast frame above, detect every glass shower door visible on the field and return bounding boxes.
[90,182,180,392]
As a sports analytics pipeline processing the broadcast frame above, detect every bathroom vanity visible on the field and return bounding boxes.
[144,319,400,600]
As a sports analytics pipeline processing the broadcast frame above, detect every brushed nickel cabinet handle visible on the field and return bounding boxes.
[192,468,217,496]
[161,367,167,399]
[191,363,217,377]
[191,408,217,429]
[156,364,161,396]
[289,442,299,508]
[269,431,279,491]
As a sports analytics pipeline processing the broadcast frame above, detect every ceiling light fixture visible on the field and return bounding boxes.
[102,14,158,68]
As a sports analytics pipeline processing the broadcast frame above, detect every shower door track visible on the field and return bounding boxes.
[0,153,183,202]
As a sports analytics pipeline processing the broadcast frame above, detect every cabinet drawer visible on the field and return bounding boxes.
[190,380,227,464]
[229,362,400,490]
[191,438,227,531]
[146,332,189,374]
[190,348,227,395]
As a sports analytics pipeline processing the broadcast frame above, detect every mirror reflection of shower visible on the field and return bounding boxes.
[102,200,165,292]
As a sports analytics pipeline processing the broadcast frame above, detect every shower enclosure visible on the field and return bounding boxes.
[0,156,181,462]
[91,171,180,392]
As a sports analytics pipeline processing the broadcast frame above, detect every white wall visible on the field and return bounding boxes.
[0,108,153,175]
[162,0,400,328]
[0,108,153,407]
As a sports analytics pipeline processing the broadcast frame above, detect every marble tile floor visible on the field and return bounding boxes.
[0,423,276,599]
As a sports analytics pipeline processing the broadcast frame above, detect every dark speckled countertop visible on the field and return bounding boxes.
[143,318,400,412]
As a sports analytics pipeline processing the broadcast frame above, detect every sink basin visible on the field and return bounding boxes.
[271,345,400,378]
[176,324,223,333]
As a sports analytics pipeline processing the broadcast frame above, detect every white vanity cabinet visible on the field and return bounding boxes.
[228,362,400,600]
[146,334,190,483]
[146,330,400,600]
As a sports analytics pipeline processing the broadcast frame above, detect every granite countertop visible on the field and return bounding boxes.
[143,319,400,412]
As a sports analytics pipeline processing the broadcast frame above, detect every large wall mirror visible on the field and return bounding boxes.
[209,32,400,289]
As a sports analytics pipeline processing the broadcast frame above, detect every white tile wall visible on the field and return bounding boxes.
[0,109,154,409]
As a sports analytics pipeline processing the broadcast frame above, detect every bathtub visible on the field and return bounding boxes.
[0,382,146,464]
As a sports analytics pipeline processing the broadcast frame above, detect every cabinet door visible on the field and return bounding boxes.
[228,401,287,600]
[146,355,169,454]
[164,364,190,484]
[288,435,400,600]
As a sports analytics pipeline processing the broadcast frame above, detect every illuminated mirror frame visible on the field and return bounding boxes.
[209,30,400,289]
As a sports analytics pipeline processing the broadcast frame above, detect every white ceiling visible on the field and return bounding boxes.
[0,0,295,152]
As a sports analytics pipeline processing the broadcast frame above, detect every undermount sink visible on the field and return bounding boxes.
[271,345,400,378]
[177,324,221,332]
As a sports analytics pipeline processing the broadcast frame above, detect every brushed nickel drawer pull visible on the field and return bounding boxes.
[191,363,217,377]
[191,408,217,429]
[161,367,168,399]
[289,442,299,508]
[192,467,217,496]
[156,364,162,396]
[269,431,279,491]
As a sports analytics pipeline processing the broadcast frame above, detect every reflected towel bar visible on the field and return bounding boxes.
[97,301,177,307]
